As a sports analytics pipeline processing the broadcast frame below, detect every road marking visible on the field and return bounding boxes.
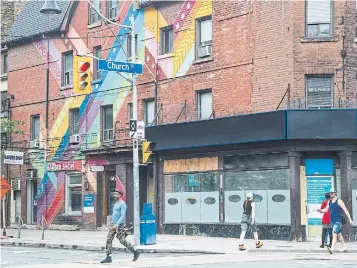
[9,250,35,254]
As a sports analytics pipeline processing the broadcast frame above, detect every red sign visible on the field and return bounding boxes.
[47,161,75,171]
[0,178,10,199]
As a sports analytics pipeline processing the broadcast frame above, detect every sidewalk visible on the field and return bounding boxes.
[1,228,357,254]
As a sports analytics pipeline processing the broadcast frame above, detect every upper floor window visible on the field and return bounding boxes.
[197,90,212,120]
[93,46,101,80]
[306,75,333,109]
[30,115,40,141]
[196,17,212,58]
[127,34,138,59]
[144,99,155,126]
[69,109,80,135]
[62,51,73,86]
[160,26,173,55]
[102,105,113,141]
[1,51,8,75]
[305,0,333,38]
[89,0,101,25]
[107,0,118,19]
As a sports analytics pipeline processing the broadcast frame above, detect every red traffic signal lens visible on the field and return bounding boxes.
[80,62,90,72]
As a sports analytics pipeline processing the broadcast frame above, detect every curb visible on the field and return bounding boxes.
[248,248,357,253]
[0,241,221,254]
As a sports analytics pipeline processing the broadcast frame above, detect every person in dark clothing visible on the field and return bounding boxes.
[238,192,263,251]
[320,192,332,248]
[318,188,353,254]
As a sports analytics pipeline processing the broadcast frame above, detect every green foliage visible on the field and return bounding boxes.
[0,118,25,136]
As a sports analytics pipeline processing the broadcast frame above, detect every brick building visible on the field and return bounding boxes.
[2,0,357,240]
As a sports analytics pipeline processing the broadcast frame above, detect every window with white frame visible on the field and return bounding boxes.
[69,109,80,135]
[107,0,118,19]
[306,76,333,108]
[196,17,212,58]
[160,26,173,55]
[197,90,212,120]
[102,105,113,141]
[89,0,101,25]
[144,99,155,126]
[305,0,333,38]
[62,52,73,86]
[93,46,101,80]
[127,34,138,59]
[30,115,40,141]
[66,174,82,213]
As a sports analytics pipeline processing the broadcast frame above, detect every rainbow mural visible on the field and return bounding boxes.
[32,0,212,225]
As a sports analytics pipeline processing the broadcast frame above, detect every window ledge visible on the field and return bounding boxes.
[158,53,175,60]
[62,212,82,217]
[300,37,338,43]
[87,21,102,29]
[60,85,73,91]
[354,37,357,43]
[1,74,8,80]
[193,56,213,65]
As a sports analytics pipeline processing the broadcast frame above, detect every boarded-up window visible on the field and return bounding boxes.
[306,76,333,108]
[306,0,332,37]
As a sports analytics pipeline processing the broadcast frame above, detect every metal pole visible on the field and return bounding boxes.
[2,198,6,236]
[130,14,140,246]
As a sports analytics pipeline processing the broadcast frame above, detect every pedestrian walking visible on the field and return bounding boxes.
[238,192,263,251]
[318,188,353,254]
[100,189,140,263]
[319,192,332,248]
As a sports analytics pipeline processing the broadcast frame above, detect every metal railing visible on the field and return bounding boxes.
[17,217,24,239]
[41,215,48,240]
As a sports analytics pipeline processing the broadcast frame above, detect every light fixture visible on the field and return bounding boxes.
[40,0,62,15]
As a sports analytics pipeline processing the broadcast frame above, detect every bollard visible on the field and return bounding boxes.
[41,215,48,240]
[17,217,23,239]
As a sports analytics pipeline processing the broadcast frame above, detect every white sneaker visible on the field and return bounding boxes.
[327,247,333,254]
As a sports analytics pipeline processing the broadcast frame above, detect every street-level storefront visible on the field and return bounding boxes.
[147,109,357,241]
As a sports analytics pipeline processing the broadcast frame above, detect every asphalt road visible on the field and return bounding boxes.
[1,246,357,268]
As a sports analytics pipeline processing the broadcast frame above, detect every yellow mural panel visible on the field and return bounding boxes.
[144,6,168,43]
[164,157,218,173]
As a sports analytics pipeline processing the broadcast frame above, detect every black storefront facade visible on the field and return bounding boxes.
[146,109,357,241]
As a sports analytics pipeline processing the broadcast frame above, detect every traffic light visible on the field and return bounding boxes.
[73,56,91,94]
[142,141,154,164]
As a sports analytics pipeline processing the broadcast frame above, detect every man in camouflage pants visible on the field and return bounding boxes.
[101,189,140,263]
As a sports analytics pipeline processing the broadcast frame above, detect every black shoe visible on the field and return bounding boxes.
[320,244,324,248]
[100,256,112,263]
[133,250,140,261]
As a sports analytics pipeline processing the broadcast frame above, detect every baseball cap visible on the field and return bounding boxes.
[329,188,337,194]
[246,192,253,199]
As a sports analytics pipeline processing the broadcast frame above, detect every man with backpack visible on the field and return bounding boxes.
[318,188,353,254]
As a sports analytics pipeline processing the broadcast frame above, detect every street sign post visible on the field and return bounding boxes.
[0,177,10,199]
[98,60,143,74]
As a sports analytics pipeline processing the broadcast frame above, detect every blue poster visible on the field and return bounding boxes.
[83,194,94,213]
[307,177,332,225]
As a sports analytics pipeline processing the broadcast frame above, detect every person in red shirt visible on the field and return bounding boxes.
[320,192,332,248]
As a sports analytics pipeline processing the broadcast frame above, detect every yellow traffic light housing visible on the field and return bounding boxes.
[73,56,91,94]
[142,141,154,164]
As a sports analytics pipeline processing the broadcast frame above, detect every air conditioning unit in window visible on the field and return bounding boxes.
[30,139,40,148]
[27,169,38,179]
[198,45,212,58]
[103,129,114,141]
[11,180,21,191]
[70,134,80,144]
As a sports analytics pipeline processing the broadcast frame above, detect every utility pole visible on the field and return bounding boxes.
[130,14,140,246]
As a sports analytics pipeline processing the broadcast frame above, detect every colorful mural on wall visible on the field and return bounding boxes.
[32,0,212,225]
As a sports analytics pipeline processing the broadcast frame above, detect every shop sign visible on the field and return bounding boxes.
[47,161,75,171]
[3,151,24,165]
